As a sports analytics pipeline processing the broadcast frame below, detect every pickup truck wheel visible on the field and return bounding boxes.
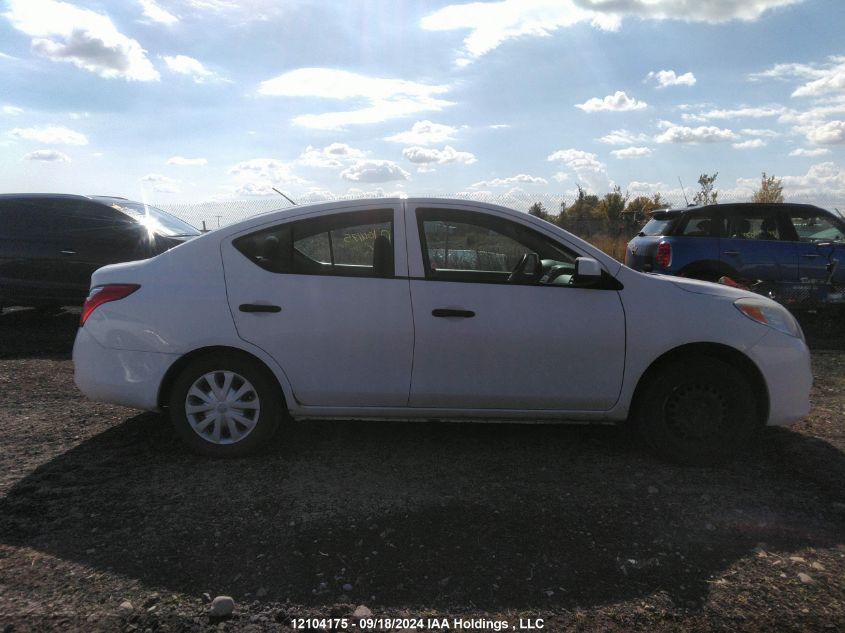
[168,353,282,457]
[636,356,760,465]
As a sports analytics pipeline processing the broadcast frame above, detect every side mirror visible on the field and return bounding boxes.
[575,257,602,280]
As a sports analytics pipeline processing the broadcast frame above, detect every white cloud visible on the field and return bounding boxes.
[140,173,179,193]
[547,148,608,190]
[682,105,787,122]
[228,158,306,186]
[646,69,696,87]
[258,68,453,129]
[489,123,511,129]
[749,62,825,81]
[597,128,649,145]
[732,139,766,149]
[298,143,366,168]
[167,156,208,166]
[792,57,845,98]
[385,120,459,145]
[471,174,548,188]
[751,57,845,98]
[139,0,178,24]
[340,160,411,183]
[402,145,477,168]
[421,0,799,64]
[576,91,647,112]
[789,147,831,157]
[9,125,88,145]
[654,124,736,143]
[24,149,70,162]
[162,55,223,83]
[626,181,669,196]
[2,105,23,116]
[740,128,779,137]
[805,120,845,145]
[611,146,653,158]
[780,162,845,196]
[4,0,159,81]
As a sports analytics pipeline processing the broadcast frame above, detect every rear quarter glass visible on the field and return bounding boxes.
[640,213,679,236]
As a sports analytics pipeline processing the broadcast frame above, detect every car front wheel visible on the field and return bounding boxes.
[168,353,283,457]
[636,356,760,465]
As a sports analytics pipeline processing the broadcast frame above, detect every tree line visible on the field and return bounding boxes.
[527,172,785,239]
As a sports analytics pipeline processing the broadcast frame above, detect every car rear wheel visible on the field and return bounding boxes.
[168,353,283,457]
[636,356,760,465]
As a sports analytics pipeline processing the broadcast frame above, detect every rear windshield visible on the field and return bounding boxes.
[105,201,200,237]
[640,212,680,236]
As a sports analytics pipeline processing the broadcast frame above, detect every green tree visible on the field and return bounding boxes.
[560,186,601,237]
[693,172,719,206]
[624,193,666,225]
[597,185,627,234]
[751,172,784,203]
[528,201,547,220]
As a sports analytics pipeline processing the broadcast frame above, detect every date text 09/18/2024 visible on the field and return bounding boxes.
[290,617,545,630]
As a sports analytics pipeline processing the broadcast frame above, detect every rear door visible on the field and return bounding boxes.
[718,205,797,283]
[406,203,626,411]
[221,203,414,407]
[0,198,84,305]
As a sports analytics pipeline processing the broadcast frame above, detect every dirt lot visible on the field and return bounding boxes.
[0,308,843,632]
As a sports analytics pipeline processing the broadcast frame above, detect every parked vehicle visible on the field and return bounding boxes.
[625,202,845,308]
[0,193,200,310]
[73,198,812,464]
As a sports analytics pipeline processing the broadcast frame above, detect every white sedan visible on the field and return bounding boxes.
[73,198,812,464]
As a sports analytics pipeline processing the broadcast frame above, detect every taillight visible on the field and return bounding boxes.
[80,284,140,326]
[655,241,672,268]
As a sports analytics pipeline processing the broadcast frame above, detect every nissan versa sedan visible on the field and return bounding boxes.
[73,198,812,465]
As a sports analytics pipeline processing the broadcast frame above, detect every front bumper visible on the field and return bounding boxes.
[73,327,178,411]
[747,329,813,426]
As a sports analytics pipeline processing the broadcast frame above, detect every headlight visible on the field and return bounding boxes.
[734,298,802,338]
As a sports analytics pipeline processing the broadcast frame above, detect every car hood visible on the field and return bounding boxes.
[649,273,756,300]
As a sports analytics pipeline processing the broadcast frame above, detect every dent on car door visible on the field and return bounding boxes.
[405,205,626,411]
[221,206,414,408]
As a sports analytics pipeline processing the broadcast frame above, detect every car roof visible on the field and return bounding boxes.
[652,202,828,215]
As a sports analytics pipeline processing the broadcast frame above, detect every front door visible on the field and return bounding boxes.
[406,204,626,411]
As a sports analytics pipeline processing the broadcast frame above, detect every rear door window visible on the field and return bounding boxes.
[234,209,394,277]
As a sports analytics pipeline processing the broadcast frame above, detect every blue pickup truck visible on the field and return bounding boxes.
[626,203,845,306]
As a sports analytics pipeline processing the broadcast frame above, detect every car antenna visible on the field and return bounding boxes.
[272,187,298,206]
[678,177,691,207]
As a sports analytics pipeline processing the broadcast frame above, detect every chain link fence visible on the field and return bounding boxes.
[158,191,845,234]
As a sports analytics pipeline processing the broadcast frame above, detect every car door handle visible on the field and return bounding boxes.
[60,250,77,256]
[801,253,820,259]
[723,250,739,256]
[432,308,475,318]
[239,303,281,313]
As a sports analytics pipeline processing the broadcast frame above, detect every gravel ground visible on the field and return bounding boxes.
[0,308,843,632]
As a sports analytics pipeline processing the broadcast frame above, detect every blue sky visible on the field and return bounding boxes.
[1,0,844,208]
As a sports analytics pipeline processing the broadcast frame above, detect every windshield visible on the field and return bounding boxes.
[103,200,201,237]
[640,212,679,237]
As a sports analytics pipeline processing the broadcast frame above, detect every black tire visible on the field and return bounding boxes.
[168,353,284,457]
[636,356,760,466]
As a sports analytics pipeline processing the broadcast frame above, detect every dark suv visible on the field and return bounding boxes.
[0,194,200,310]
[626,203,845,287]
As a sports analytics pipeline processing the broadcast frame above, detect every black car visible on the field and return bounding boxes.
[0,194,200,310]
